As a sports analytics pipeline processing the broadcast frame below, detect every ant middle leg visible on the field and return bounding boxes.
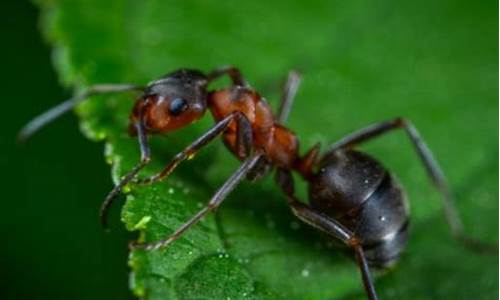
[277,70,301,125]
[130,153,263,250]
[134,112,252,185]
[275,169,379,300]
[328,117,497,253]
[18,83,144,142]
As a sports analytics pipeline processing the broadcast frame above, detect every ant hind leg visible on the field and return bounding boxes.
[328,117,498,254]
[275,168,379,300]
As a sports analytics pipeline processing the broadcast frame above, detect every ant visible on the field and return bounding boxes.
[19,66,496,300]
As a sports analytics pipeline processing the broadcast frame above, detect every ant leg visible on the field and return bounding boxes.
[292,198,379,300]
[206,65,248,86]
[207,66,249,102]
[277,70,301,125]
[135,112,248,185]
[235,113,253,159]
[246,156,272,181]
[131,154,263,250]
[18,84,143,142]
[100,119,150,229]
[275,169,379,300]
[329,117,497,253]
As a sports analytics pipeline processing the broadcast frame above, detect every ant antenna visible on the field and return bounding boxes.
[18,84,143,142]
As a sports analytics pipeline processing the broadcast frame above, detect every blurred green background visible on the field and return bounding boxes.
[1,0,498,299]
[1,1,132,299]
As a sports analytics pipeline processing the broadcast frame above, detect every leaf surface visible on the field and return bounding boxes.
[36,0,498,299]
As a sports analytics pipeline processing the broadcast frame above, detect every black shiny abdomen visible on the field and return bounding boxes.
[309,150,410,268]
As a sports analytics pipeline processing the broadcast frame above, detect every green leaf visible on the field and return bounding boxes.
[35,0,498,299]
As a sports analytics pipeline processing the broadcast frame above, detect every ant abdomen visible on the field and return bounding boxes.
[309,150,410,268]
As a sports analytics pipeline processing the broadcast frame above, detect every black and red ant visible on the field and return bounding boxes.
[19,66,496,300]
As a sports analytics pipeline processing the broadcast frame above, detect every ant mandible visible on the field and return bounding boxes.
[19,66,496,300]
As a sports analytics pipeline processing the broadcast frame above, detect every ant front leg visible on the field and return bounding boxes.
[275,169,379,300]
[329,117,497,253]
[131,153,263,250]
[100,117,151,229]
[18,84,144,141]
[135,112,251,185]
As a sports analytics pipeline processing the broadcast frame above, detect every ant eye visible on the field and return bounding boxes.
[169,98,188,116]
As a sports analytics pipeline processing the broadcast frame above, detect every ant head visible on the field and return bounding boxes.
[132,69,209,134]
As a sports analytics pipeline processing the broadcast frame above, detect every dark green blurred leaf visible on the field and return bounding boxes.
[36,0,498,299]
